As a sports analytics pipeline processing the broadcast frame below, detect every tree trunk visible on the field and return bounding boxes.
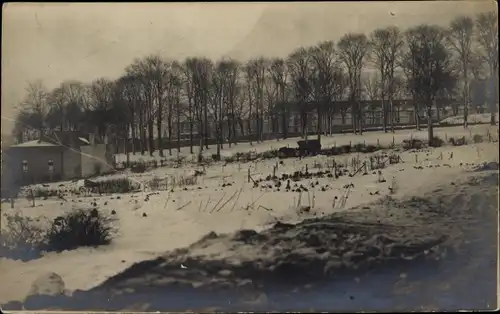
[358,102,363,135]
[390,97,395,133]
[139,113,145,155]
[351,103,357,134]
[413,103,421,131]
[147,121,154,156]
[125,124,130,167]
[157,107,163,157]
[316,104,322,142]
[248,87,253,145]
[203,92,209,149]
[131,123,136,155]
[232,112,237,145]
[238,118,245,137]
[247,118,252,143]
[427,104,434,146]
[382,96,387,133]
[463,63,469,129]
[188,96,194,154]
[176,93,181,154]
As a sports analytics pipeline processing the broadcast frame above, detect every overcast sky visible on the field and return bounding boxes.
[2,1,496,134]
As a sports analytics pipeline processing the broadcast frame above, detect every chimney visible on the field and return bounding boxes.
[89,133,95,146]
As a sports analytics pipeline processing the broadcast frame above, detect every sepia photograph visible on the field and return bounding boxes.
[1,1,498,311]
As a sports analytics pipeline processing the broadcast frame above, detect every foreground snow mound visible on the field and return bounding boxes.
[473,161,499,172]
[3,172,497,311]
[98,183,486,293]
[100,217,446,292]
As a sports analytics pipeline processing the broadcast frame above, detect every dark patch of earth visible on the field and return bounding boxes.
[3,171,498,311]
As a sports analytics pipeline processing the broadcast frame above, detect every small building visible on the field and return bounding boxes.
[4,131,115,185]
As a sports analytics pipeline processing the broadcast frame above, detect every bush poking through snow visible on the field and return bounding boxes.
[448,136,466,147]
[130,161,147,173]
[76,178,139,195]
[98,178,139,194]
[44,208,117,252]
[147,176,167,191]
[429,136,445,147]
[177,174,198,187]
[0,212,46,260]
[29,187,59,199]
[472,134,484,143]
[402,139,424,150]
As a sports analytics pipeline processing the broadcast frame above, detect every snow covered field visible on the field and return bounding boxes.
[440,113,499,125]
[1,124,498,311]
[114,122,499,164]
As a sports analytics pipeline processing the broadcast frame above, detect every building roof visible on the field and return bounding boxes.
[47,131,92,147]
[11,131,104,148]
[10,140,61,148]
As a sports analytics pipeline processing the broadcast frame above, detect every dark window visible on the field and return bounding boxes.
[22,160,28,172]
[48,159,54,171]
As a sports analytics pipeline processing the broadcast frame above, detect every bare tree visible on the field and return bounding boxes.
[87,78,115,138]
[188,58,213,158]
[140,55,169,157]
[245,58,268,142]
[169,61,183,155]
[369,26,403,132]
[114,74,135,164]
[447,15,475,128]
[126,58,158,156]
[403,24,457,145]
[329,67,347,134]
[182,58,197,154]
[287,47,313,139]
[309,41,337,141]
[210,60,227,159]
[244,62,256,144]
[338,33,370,134]
[45,85,65,132]
[116,73,143,155]
[268,58,289,139]
[13,80,48,141]
[475,11,499,125]
[363,72,381,124]
[45,81,87,132]
[218,59,240,147]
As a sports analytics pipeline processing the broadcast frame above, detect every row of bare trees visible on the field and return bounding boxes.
[14,12,498,158]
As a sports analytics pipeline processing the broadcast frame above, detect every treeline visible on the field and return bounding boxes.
[14,12,498,158]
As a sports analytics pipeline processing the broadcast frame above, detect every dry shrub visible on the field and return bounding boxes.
[353,143,365,153]
[363,144,379,153]
[29,187,59,199]
[148,176,167,191]
[178,174,198,187]
[130,161,147,173]
[430,136,445,147]
[0,212,46,260]
[262,150,278,159]
[389,153,402,165]
[211,154,222,161]
[472,134,484,143]
[44,208,117,252]
[1,208,118,260]
[96,178,139,194]
[340,145,352,154]
[402,139,424,150]
[448,136,466,146]
[369,155,386,170]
